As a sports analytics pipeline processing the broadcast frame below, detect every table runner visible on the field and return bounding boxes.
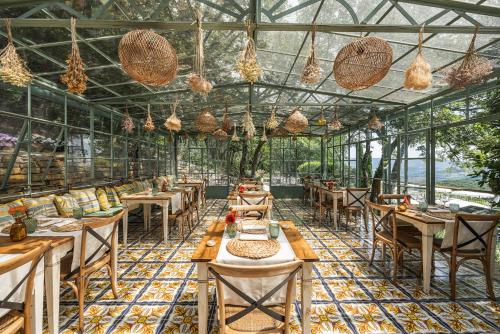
[216,224,295,305]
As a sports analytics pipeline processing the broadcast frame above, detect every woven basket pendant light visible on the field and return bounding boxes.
[119,29,177,87]
[195,107,218,133]
[328,107,342,131]
[187,10,212,96]
[404,26,432,90]
[0,19,32,87]
[222,104,234,132]
[333,36,393,90]
[213,128,228,141]
[164,100,181,132]
[284,107,308,134]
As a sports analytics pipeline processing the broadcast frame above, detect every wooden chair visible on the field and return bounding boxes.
[208,260,303,334]
[344,188,370,231]
[188,187,200,226]
[238,192,269,206]
[171,189,193,240]
[0,241,50,334]
[312,186,333,226]
[60,212,123,332]
[302,182,310,204]
[229,205,271,220]
[432,213,499,300]
[367,201,422,282]
[168,191,186,240]
[378,194,421,236]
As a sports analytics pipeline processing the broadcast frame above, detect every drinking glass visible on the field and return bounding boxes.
[269,221,280,239]
[418,199,428,213]
[449,203,460,213]
[73,207,83,220]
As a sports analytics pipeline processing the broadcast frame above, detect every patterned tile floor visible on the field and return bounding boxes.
[47,199,500,334]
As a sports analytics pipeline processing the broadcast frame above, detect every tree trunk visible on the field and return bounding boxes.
[360,140,372,188]
[250,140,266,177]
[370,137,399,202]
[239,140,248,178]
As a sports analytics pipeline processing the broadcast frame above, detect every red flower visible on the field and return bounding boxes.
[403,195,410,205]
[238,185,245,193]
[225,212,236,225]
[8,205,27,215]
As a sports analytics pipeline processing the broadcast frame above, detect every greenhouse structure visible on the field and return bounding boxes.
[0,1,498,334]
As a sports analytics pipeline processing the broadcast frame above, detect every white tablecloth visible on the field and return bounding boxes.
[170,192,182,213]
[216,225,295,305]
[0,253,44,318]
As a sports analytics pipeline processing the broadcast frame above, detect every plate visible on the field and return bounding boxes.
[282,224,289,229]
[206,239,216,247]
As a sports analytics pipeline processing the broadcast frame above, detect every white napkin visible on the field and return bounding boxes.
[239,233,268,241]
[241,224,267,234]
[427,208,449,213]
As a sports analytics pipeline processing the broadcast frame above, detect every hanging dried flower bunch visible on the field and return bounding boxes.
[144,105,155,132]
[122,106,135,133]
[300,24,322,84]
[195,107,218,133]
[444,27,492,89]
[272,127,289,137]
[266,108,279,130]
[0,19,32,87]
[368,114,384,130]
[242,107,256,140]
[187,11,212,96]
[316,106,327,125]
[404,26,432,90]
[261,122,268,142]
[165,100,182,132]
[235,21,262,83]
[197,133,207,141]
[221,104,234,132]
[328,108,342,131]
[284,107,308,134]
[60,18,88,94]
[231,122,240,142]
[213,128,228,141]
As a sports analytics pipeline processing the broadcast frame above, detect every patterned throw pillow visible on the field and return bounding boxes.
[53,194,80,217]
[96,188,111,211]
[69,188,100,214]
[105,187,121,207]
[132,181,144,193]
[114,184,131,199]
[22,195,59,218]
[0,204,14,229]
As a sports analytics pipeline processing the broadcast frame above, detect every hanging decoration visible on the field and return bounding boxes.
[60,17,88,94]
[197,133,207,141]
[316,106,327,125]
[328,108,342,130]
[118,29,177,87]
[213,128,228,141]
[444,27,492,89]
[0,19,32,87]
[167,131,174,143]
[284,107,308,134]
[261,122,268,142]
[404,25,432,90]
[164,100,182,132]
[221,104,234,132]
[235,21,262,83]
[122,106,135,133]
[333,36,392,90]
[272,128,289,137]
[242,107,256,140]
[144,105,155,132]
[266,108,279,130]
[300,24,322,84]
[231,122,240,142]
[368,114,384,130]
[187,11,212,95]
[195,107,218,133]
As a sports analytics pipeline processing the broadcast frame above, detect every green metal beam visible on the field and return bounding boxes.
[1,121,28,190]
[396,0,500,18]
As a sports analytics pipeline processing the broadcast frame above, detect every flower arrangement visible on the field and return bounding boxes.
[60,18,88,94]
[235,21,262,83]
[238,185,245,193]
[0,132,17,148]
[0,19,32,87]
[144,105,155,132]
[8,205,27,218]
[187,11,212,96]
[300,24,322,84]
[225,211,236,225]
[122,107,135,133]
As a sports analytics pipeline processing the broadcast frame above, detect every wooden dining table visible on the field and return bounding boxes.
[177,180,204,208]
[317,187,345,229]
[192,220,318,334]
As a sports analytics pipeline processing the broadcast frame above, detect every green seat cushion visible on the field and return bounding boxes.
[83,206,123,217]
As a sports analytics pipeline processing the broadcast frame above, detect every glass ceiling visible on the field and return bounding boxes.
[0,0,499,134]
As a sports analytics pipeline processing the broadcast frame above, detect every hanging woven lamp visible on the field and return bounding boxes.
[213,128,228,141]
[231,122,240,142]
[284,107,308,134]
[316,106,327,126]
[144,105,155,132]
[328,108,342,131]
[272,127,289,137]
[195,107,218,133]
[242,107,256,139]
[118,29,177,87]
[164,100,182,132]
[187,11,212,96]
[0,19,32,87]
[236,21,262,83]
[266,108,279,130]
[300,24,322,84]
[368,114,384,130]
[60,17,88,94]
[122,105,135,133]
[333,36,392,90]
[404,25,432,90]
[221,104,234,132]
[444,27,492,89]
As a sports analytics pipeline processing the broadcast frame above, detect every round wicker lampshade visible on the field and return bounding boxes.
[333,37,392,91]
[284,108,308,134]
[119,30,178,87]
[195,108,218,133]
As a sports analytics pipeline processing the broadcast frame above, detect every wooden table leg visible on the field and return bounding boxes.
[490,226,497,279]
[421,227,434,294]
[301,262,313,334]
[112,228,118,290]
[309,187,313,207]
[197,262,209,334]
[162,200,169,244]
[144,203,151,231]
[333,194,338,230]
[31,262,44,334]
[45,249,61,334]
[123,203,129,248]
[318,191,322,227]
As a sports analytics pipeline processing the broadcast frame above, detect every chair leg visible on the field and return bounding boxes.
[450,257,457,301]
[382,244,387,264]
[481,258,495,300]
[369,239,378,265]
[77,277,86,332]
[392,247,399,283]
[107,264,119,299]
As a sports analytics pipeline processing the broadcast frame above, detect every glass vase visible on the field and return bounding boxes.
[10,217,27,242]
[24,215,38,234]
[226,223,237,238]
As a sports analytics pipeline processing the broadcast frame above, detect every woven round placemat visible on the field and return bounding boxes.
[425,211,455,221]
[227,239,280,259]
[51,221,84,232]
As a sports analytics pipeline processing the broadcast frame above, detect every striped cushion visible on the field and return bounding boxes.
[96,188,111,211]
[0,205,14,229]
[22,196,59,218]
[105,187,121,207]
[142,180,151,190]
[132,181,144,193]
[84,206,123,217]
[53,194,80,218]
[115,184,132,199]
[69,188,100,214]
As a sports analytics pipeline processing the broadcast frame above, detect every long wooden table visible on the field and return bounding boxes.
[318,188,345,229]
[192,220,318,334]
[177,180,204,208]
